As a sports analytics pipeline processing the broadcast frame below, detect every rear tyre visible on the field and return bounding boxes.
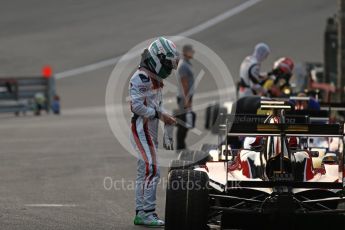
[165,169,209,230]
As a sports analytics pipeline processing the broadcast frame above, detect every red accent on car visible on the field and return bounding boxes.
[241,160,251,178]
[228,155,242,172]
[305,154,314,180]
[288,137,298,148]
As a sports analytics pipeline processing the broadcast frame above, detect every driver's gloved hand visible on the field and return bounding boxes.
[163,124,174,150]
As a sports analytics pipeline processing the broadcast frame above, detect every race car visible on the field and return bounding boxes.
[165,101,345,230]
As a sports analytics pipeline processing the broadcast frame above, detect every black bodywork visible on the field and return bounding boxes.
[207,109,345,229]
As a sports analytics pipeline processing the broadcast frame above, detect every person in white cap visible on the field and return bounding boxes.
[238,43,271,98]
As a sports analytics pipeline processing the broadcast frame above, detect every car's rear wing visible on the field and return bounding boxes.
[261,97,331,120]
[227,114,309,124]
[227,111,329,125]
[222,123,344,137]
[285,110,329,118]
[260,100,292,110]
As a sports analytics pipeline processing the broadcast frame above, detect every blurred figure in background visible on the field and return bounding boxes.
[176,44,195,151]
[238,43,271,98]
[264,57,295,97]
[51,95,61,115]
[33,92,46,116]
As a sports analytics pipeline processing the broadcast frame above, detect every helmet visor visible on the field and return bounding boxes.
[171,57,179,70]
[162,56,180,71]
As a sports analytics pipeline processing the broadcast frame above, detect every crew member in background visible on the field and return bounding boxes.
[264,57,295,97]
[176,44,195,151]
[129,37,178,227]
[238,43,271,98]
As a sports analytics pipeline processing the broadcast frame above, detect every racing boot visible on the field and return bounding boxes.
[142,212,165,227]
[133,211,145,225]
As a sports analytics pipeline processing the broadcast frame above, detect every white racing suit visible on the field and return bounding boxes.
[239,56,262,98]
[238,43,270,98]
[129,67,163,213]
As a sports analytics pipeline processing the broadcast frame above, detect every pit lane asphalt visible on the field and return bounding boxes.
[0,0,339,229]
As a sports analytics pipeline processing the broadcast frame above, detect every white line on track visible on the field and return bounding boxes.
[178,0,261,37]
[25,204,77,207]
[55,0,261,80]
[60,88,236,116]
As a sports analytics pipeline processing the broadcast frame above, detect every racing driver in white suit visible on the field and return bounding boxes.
[130,37,179,227]
[238,43,271,98]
